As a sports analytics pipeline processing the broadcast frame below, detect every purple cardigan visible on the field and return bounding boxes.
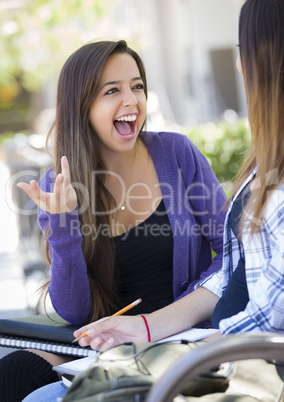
[38,131,227,324]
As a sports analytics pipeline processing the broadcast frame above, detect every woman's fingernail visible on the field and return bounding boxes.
[62,156,67,163]
[86,329,95,336]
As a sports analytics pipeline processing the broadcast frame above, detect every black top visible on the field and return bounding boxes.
[211,184,251,328]
[114,199,174,314]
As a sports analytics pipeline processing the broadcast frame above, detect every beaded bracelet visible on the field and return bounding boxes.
[141,315,151,342]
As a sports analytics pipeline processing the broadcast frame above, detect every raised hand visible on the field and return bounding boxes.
[17,156,77,214]
[73,315,149,350]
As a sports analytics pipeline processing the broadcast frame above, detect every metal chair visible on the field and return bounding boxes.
[146,332,284,402]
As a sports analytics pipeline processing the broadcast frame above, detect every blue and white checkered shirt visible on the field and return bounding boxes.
[198,169,284,335]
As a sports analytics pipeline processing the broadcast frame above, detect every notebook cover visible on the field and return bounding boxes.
[0,313,79,344]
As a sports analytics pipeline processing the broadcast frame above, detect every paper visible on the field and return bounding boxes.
[159,327,218,343]
[61,375,74,389]
[53,354,98,376]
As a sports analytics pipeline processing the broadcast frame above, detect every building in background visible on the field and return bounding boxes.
[117,0,246,127]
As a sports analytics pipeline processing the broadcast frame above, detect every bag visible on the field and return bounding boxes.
[62,341,234,402]
[63,337,284,402]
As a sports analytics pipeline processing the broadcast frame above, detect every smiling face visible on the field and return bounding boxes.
[89,52,147,157]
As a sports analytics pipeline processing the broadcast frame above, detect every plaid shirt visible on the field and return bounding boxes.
[198,169,284,335]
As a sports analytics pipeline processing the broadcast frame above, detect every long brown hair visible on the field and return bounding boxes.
[43,40,148,322]
[229,0,284,233]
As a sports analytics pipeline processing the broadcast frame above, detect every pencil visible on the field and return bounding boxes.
[72,298,142,343]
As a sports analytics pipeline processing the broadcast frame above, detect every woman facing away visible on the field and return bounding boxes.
[72,0,284,346]
[0,40,226,401]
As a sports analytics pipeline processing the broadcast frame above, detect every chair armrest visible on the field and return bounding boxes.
[146,332,284,402]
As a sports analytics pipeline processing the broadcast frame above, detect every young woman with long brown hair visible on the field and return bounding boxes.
[1,40,226,401]
[73,0,284,347]
[16,0,284,399]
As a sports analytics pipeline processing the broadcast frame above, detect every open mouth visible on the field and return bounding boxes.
[113,115,137,139]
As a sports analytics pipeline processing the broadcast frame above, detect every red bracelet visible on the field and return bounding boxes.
[141,315,151,342]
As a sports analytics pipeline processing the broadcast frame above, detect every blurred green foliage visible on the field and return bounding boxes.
[0,0,110,92]
[183,118,251,185]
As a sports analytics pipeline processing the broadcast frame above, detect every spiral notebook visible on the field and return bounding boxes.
[0,313,97,357]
